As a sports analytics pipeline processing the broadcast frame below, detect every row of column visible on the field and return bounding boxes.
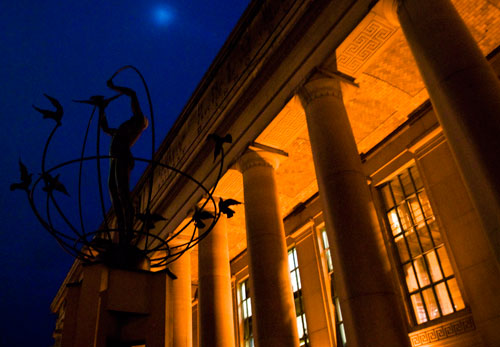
[169,0,500,346]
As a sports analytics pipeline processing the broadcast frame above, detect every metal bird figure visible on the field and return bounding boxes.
[73,94,121,108]
[32,94,63,125]
[136,212,166,230]
[41,173,70,196]
[207,133,232,161]
[219,198,241,218]
[192,208,214,229]
[10,160,32,192]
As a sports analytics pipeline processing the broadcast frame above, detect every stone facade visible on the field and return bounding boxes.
[51,0,500,346]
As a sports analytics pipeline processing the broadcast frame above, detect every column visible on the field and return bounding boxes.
[382,1,500,344]
[238,149,299,347]
[298,75,409,347]
[198,212,235,347]
[384,0,500,264]
[167,252,192,347]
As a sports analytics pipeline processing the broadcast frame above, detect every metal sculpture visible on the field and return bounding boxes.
[12,65,236,272]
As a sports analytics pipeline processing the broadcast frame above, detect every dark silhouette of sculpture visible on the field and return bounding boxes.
[10,160,32,192]
[32,94,63,125]
[97,79,149,245]
[14,65,236,271]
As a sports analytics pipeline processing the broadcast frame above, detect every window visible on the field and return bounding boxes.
[320,229,347,347]
[238,279,254,347]
[379,165,465,324]
[288,247,310,346]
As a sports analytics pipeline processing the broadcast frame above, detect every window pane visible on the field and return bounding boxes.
[435,282,454,315]
[414,257,431,287]
[437,247,453,277]
[410,166,423,190]
[398,204,413,230]
[291,271,298,292]
[400,171,415,196]
[406,229,422,257]
[422,288,440,320]
[418,191,433,219]
[411,293,428,324]
[425,251,443,282]
[321,230,333,273]
[417,224,434,252]
[387,209,402,236]
[404,263,419,292]
[339,324,347,346]
[447,278,465,311]
[381,185,395,209]
[241,282,246,300]
[288,252,295,271]
[335,297,343,321]
[325,249,333,272]
[408,196,424,226]
[395,235,410,263]
[296,316,304,338]
[391,180,405,204]
[243,300,248,318]
[321,230,329,248]
[428,220,442,246]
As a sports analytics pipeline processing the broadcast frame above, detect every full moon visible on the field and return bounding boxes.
[153,5,174,26]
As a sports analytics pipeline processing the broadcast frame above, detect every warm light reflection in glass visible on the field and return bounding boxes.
[379,166,465,325]
[320,229,346,347]
[288,248,309,346]
[238,279,254,347]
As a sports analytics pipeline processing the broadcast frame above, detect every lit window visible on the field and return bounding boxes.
[320,229,346,347]
[238,279,254,347]
[379,166,465,324]
[288,248,310,346]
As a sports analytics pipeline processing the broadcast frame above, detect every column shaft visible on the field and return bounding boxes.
[239,150,299,347]
[394,0,500,344]
[168,253,192,347]
[198,214,235,347]
[299,77,409,347]
[396,0,500,265]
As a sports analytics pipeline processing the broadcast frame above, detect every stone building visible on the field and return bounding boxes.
[51,0,500,346]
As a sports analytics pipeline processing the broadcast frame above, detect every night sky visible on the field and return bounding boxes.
[0,1,249,345]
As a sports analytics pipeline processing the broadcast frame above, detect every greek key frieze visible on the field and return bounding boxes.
[337,18,396,75]
[409,316,476,347]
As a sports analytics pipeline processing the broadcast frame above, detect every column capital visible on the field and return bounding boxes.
[298,76,343,108]
[237,147,283,173]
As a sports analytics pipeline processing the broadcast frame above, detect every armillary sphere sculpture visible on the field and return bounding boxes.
[11,66,239,275]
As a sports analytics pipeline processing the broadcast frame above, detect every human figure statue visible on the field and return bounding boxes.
[96,79,149,245]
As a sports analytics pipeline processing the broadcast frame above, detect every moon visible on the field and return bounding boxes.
[153,5,174,26]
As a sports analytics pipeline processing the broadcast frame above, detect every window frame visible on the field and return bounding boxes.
[237,277,254,347]
[317,226,347,347]
[377,164,465,326]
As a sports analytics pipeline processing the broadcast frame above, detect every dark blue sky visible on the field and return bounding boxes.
[0,1,249,345]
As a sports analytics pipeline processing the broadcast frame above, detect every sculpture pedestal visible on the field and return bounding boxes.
[61,263,170,347]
